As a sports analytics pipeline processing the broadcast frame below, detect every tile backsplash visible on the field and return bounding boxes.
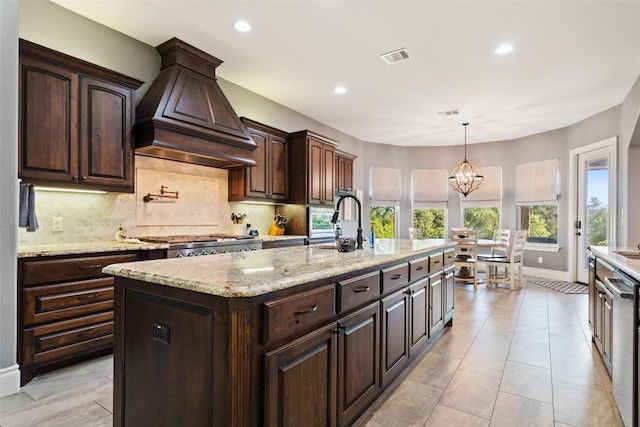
[18,156,276,246]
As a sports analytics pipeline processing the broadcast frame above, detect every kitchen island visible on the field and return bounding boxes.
[104,239,456,426]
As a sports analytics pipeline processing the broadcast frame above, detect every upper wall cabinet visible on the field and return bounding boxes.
[228,118,288,202]
[18,39,142,193]
[336,150,356,194]
[288,130,337,206]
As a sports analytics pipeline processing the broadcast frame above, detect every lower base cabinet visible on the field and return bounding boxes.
[264,302,381,427]
[429,272,444,336]
[380,289,410,386]
[265,323,338,427]
[409,278,429,356]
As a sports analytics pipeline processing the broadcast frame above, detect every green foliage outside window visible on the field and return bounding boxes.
[370,206,396,238]
[463,207,499,240]
[517,204,558,244]
[413,208,445,238]
[587,197,608,246]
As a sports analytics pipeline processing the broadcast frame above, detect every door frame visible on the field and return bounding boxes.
[568,136,617,282]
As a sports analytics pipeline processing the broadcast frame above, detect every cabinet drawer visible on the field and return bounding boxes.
[429,253,444,272]
[409,256,430,281]
[443,249,455,267]
[22,311,113,366]
[22,253,138,286]
[337,271,380,313]
[381,263,409,294]
[264,284,335,346]
[23,278,114,326]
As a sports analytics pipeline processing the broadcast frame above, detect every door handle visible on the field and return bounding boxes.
[575,232,581,236]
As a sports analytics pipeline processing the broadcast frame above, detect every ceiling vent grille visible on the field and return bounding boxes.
[380,48,410,65]
[437,109,460,117]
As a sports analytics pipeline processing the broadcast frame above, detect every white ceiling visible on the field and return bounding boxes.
[51,0,640,147]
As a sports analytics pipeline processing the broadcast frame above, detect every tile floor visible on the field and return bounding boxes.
[0,279,625,427]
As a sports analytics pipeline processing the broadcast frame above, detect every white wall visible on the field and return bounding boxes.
[0,0,19,398]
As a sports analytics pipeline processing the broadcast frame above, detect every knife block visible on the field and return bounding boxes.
[268,221,285,236]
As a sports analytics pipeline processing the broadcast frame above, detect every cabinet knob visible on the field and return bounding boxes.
[72,176,79,182]
[81,176,87,181]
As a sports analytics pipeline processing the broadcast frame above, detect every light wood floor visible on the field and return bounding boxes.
[0,279,624,426]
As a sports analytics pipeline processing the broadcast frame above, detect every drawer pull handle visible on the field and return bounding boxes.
[294,305,318,316]
[79,264,104,270]
[390,274,402,280]
[79,292,101,300]
[415,266,424,271]
[433,260,441,265]
[353,286,370,293]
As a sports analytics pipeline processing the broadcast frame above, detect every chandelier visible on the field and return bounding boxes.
[448,123,484,197]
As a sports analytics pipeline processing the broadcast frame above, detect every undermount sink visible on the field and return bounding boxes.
[613,250,640,259]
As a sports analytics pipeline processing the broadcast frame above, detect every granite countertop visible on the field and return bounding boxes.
[18,241,169,258]
[589,246,640,282]
[259,235,307,242]
[103,239,453,298]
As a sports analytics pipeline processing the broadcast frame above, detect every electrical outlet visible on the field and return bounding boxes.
[52,216,63,232]
[538,257,543,264]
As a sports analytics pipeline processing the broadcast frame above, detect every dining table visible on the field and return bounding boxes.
[454,238,509,283]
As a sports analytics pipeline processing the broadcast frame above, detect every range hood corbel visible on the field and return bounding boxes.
[135,38,257,168]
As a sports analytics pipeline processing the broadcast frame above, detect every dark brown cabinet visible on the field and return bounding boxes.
[288,130,337,206]
[380,288,410,386]
[337,303,380,427]
[18,249,164,385]
[19,39,142,193]
[336,150,356,193]
[265,323,338,427]
[408,277,429,356]
[429,271,444,337]
[229,118,288,202]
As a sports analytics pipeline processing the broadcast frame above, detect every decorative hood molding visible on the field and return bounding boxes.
[135,38,256,168]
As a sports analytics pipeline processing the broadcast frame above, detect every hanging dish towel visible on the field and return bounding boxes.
[19,182,39,232]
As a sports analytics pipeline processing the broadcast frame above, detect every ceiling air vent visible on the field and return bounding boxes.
[437,109,460,117]
[380,48,410,65]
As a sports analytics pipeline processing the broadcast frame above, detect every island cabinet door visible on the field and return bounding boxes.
[380,288,409,387]
[265,323,337,427]
[408,278,429,356]
[443,266,455,323]
[337,302,380,427]
[429,272,444,336]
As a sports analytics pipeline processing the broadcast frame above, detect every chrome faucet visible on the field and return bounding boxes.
[331,194,363,249]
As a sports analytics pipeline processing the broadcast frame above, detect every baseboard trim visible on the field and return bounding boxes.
[523,266,569,282]
[0,364,20,398]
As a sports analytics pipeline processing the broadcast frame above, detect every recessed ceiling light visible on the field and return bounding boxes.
[233,20,252,32]
[494,44,514,55]
[334,86,347,94]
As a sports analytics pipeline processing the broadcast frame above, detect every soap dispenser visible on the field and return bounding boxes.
[116,226,127,242]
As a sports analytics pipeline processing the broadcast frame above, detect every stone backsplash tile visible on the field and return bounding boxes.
[18,156,277,245]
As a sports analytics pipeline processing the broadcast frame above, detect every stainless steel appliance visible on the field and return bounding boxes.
[308,207,336,239]
[138,235,262,258]
[605,272,639,427]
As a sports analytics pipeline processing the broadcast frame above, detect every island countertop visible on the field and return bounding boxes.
[589,245,640,282]
[103,238,454,297]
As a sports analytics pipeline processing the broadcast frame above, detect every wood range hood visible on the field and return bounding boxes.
[135,38,257,168]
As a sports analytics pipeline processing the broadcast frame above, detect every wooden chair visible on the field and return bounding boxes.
[451,228,479,290]
[479,230,527,290]
[485,229,511,278]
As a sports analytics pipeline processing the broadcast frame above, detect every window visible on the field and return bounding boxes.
[411,169,449,239]
[413,207,446,238]
[463,207,500,239]
[515,159,559,247]
[369,167,401,239]
[460,166,502,239]
[517,204,558,244]
[370,205,397,238]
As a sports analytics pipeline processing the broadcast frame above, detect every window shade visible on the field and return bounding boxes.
[460,166,502,202]
[515,159,559,203]
[369,167,401,202]
[411,169,448,203]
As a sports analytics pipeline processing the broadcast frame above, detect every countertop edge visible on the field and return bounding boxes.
[589,246,640,282]
[104,240,455,298]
